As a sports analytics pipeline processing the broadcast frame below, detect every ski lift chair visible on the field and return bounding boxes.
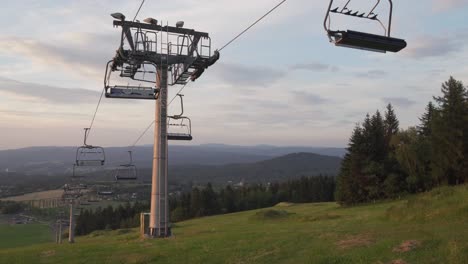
[167,94,193,141]
[104,60,159,100]
[76,146,106,166]
[114,151,138,181]
[76,128,106,166]
[71,164,89,179]
[167,117,193,141]
[324,0,406,53]
[97,185,114,197]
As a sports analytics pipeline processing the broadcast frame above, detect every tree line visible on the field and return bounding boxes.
[75,176,335,235]
[336,76,468,205]
[169,176,335,222]
[0,200,24,214]
[75,201,148,236]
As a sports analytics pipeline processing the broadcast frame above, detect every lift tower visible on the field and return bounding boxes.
[107,14,216,238]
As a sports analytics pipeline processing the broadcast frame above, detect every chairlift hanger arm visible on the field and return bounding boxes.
[173,94,184,118]
[83,128,90,146]
[325,0,393,37]
[128,150,133,165]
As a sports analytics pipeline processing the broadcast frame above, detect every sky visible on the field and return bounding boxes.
[0,0,467,150]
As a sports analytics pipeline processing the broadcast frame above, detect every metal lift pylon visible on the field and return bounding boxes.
[150,65,169,237]
[108,15,218,238]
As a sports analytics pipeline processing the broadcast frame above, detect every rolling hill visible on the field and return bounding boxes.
[0,152,342,198]
[0,144,345,175]
[166,152,342,185]
[0,185,466,263]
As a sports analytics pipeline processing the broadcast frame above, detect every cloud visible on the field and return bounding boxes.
[0,109,88,118]
[432,0,468,12]
[290,63,339,72]
[0,77,101,104]
[356,70,386,79]
[382,97,417,108]
[0,34,116,79]
[212,63,287,87]
[403,35,464,59]
[291,91,330,105]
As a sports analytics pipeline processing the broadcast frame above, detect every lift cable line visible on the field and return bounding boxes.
[86,0,146,139]
[87,88,105,137]
[218,0,287,52]
[128,0,289,148]
[133,0,146,22]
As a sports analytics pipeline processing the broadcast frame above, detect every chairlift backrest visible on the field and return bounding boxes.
[324,0,406,53]
[167,116,192,141]
[75,128,106,167]
[114,151,138,181]
[76,145,106,166]
[104,60,159,100]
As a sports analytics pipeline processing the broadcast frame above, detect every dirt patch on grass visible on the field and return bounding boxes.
[388,259,407,264]
[393,240,421,253]
[251,209,291,220]
[336,234,375,249]
[40,250,56,257]
[300,213,341,222]
[275,202,294,207]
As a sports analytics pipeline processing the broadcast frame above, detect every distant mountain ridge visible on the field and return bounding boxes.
[0,144,345,175]
[0,152,342,197]
[165,152,342,186]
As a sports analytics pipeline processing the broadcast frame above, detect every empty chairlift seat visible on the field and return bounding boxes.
[114,164,138,181]
[114,151,138,181]
[167,116,193,141]
[324,0,407,53]
[76,145,106,166]
[104,60,159,100]
[328,30,407,53]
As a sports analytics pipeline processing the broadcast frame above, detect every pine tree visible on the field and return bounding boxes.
[384,103,399,141]
[431,76,467,185]
[418,102,435,137]
[336,124,367,204]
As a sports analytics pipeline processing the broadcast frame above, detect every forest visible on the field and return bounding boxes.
[75,176,335,235]
[336,77,468,204]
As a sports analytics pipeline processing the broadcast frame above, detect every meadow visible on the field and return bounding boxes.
[0,185,466,264]
[0,224,51,250]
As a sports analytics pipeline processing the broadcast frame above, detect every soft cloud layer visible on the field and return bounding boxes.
[291,63,339,73]
[212,63,287,87]
[382,97,417,108]
[0,1,467,149]
[0,77,100,104]
[403,35,466,59]
[432,0,468,11]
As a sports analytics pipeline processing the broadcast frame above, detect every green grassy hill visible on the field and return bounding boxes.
[1,185,467,264]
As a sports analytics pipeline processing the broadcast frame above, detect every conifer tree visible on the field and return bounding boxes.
[431,77,467,185]
[384,103,399,141]
[418,102,435,137]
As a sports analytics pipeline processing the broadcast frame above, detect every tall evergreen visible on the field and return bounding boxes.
[384,103,399,141]
[418,102,435,137]
[336,124,366,204]
[431,77,467,185]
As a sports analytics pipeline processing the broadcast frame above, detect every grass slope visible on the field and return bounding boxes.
[0,185,467,264]
[0,224,51,250]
